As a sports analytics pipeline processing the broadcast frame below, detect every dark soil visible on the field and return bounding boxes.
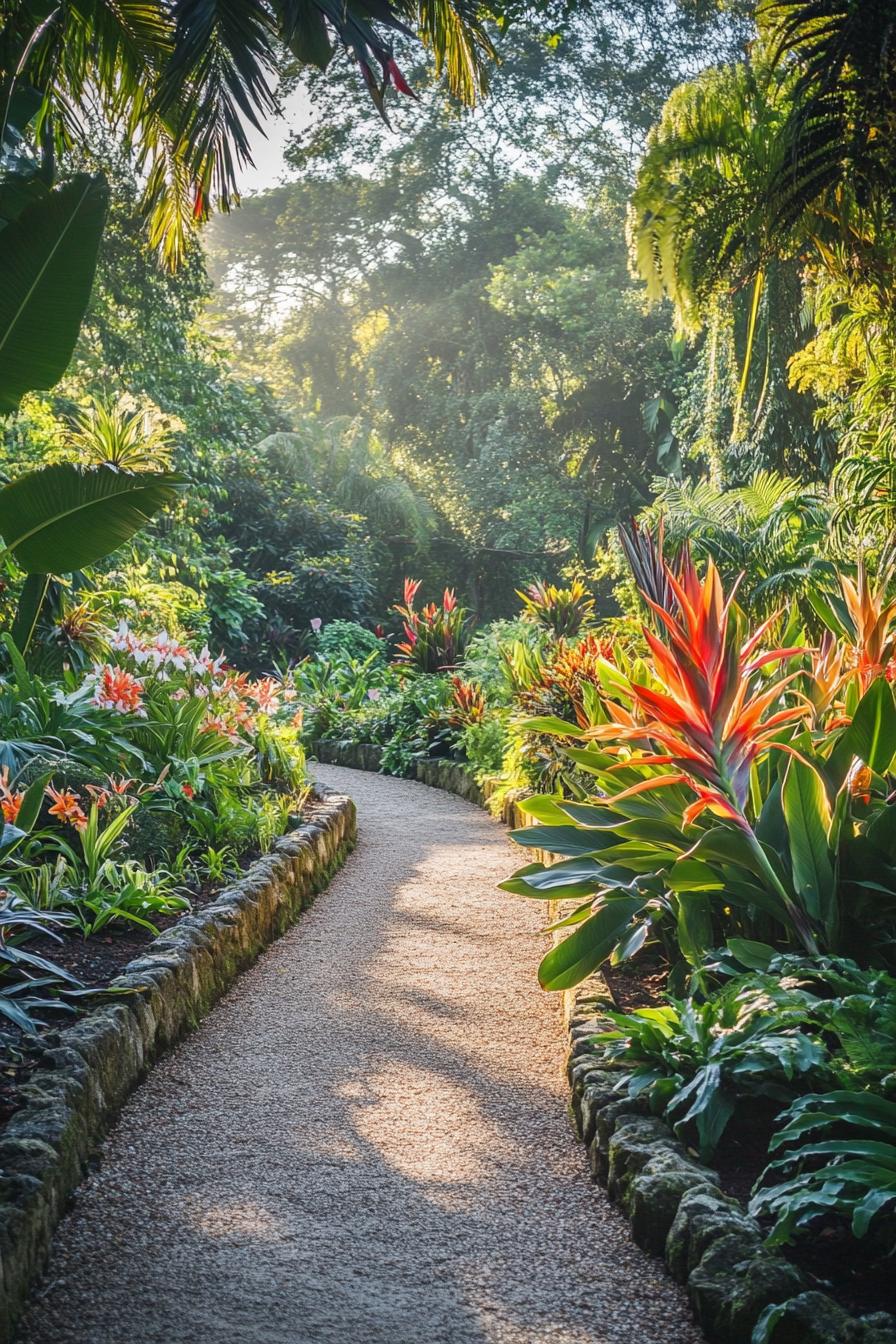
[711,1102,777,1205]
[786,1228,896,1318]
[25,877,224,986]
[603,953,669,1011]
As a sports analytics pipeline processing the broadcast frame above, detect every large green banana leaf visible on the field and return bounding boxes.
[0,463,183,652]
[0,173,109,413]
[0,463,183,573]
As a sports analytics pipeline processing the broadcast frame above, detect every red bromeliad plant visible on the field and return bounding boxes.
[587,552,806,831]
[447,676,487,727]
[501,550,854,991]
[392,578,471,673]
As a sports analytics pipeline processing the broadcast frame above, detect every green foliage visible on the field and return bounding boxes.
[0,174,109,413]
[751,1091,896,1249]
[314,620,386,663]
[596,985,826,1158]
[517,578,595,637]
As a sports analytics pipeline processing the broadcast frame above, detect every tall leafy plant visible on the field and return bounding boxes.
[504,550,896,989]
[0,464,183,652]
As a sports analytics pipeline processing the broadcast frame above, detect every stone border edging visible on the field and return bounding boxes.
[310,740,530,825]
[312,740,484,803]
[0,787,356,1344]
[564,984,896,1344]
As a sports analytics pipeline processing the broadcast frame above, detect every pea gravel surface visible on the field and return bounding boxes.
[18,765,702,1344]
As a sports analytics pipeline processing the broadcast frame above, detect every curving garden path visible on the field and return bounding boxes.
[18,766,701,1344]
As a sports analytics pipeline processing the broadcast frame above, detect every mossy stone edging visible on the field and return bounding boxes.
[0,787,356,1344]
[310,740,530,825]
[565,984,896,1344]
[312,740,484,803]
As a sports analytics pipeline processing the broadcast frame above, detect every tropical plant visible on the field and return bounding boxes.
[0,465,182,652]
[504,552,896,989]
[313,619,386,664]
[517,578,595,638]
[596,986,826,1159]
[0,892,85,1032]
[393,578,471,673]
[628,57,820,474]
[68,399,176,472]
[751,1090,896,1248]
[0,170,110,413]
[757,0,896,227]
[809,559,896,691]
[1,1,495,274]
[641,473,835,616]
[446,676,487,728]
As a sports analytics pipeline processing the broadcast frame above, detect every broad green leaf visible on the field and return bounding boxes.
[281,5,333,68]
[684,826,769,881]
[0,174,109,412]
[557,801,619,828]
[509,824,611,857]
[782,757,834,928]
[725,938,776,971]
[842,677,896,773]
[537,895,645,990]
[516,794,570,824]
[0,464,183,573]
[668,858,724,892]
[15,771,51,833]
[675,891,713,965]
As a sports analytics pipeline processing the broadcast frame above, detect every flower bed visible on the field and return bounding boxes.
[0,786,355,1344]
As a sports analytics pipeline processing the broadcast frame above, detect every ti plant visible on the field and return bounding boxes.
[393,578,471,673]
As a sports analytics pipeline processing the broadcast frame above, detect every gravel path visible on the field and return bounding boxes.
[18,766,701,1344]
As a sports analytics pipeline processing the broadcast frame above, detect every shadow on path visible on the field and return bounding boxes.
[17,766,702,1344]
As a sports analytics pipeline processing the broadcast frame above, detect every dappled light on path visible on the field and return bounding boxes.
[18,767,702,1344]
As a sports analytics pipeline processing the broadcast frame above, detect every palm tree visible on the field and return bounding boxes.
[643,469,835,616]
[1,2,495,269]
[758,0,896,227]
[0,2,498,420]
[629,57,822,479]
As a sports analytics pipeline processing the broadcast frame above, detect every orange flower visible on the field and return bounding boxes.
[586,554,807,827]
[0,766,24,825]
[248,677,281,713]
[181,783,195,799]
[46,785,88,831]
[93,665,145,715]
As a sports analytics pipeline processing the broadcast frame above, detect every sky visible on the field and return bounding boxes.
[239,87,311,195]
